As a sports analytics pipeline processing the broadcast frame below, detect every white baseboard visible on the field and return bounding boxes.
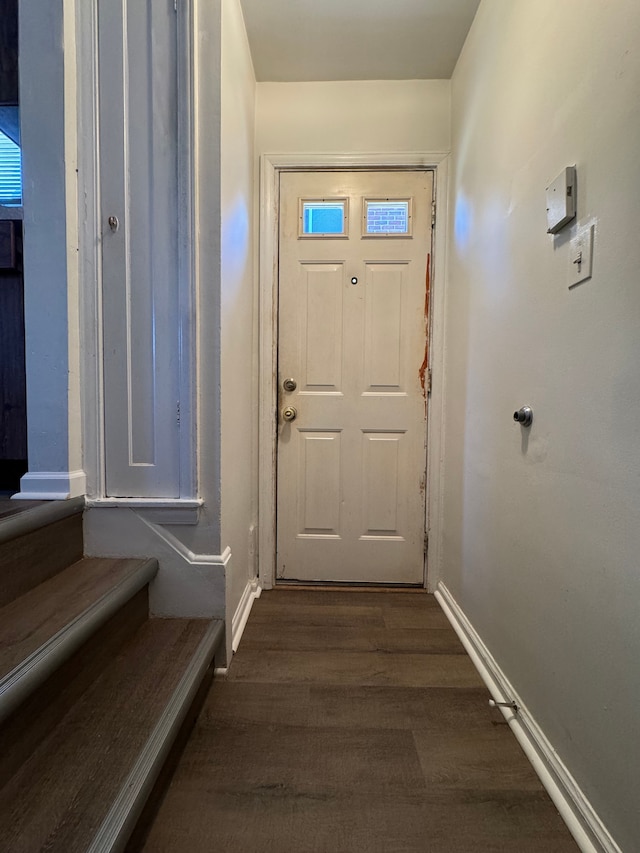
[435,582,621,853]
[231,577,261,653]
[12,470,87,501]
[214,578,262,676]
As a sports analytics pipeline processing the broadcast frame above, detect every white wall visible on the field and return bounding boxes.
[256,80,450,154]
[444,2,640,849]
[17,0,85,500]
[85,0,228,627]
[220,0,258,632]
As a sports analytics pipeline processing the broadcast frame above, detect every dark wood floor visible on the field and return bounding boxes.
[141,589,579,853]
[0,499,44,521]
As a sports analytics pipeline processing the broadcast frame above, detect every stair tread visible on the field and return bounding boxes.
[0,557,154,681]
[0,617,215,853]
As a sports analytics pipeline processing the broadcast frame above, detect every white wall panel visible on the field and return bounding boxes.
[99,0,180,497]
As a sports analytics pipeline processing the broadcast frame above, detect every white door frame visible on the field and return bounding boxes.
[258,152,450,591]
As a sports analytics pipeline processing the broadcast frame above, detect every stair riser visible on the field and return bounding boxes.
[0,514,83,608]
[0,587,149,789]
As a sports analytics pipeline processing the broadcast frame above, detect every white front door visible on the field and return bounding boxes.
[276,170,434,584]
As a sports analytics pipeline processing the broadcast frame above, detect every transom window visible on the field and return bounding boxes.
[299,198,348,237]
[363,198,412,237]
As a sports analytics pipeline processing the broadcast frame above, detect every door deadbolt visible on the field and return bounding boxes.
[282,406,297,422]
[108,215,119,232]
[283,378,297,392]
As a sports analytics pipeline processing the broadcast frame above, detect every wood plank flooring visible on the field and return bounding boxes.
[0,513,83,607]
[0,499,44,521]
[0,557,151,678]
[140,589,579,853]
[0,617,211,853]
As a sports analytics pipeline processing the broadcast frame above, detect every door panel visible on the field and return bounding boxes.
[98,0,180,497]
[299,432,342,535]
[277,170,433,584]
[362,432,402,533]
[301,264,344,390]
[364,263,407,390]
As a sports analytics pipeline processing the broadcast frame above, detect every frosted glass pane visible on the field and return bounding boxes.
[302,201,345,235]
[365,201,410,235]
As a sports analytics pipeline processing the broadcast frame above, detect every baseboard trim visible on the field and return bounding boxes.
[435,582,621,853]
[12,470,87,501]
[231,578,261,653]
[137,516,232,569]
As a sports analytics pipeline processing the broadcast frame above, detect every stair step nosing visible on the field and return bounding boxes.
[0,558,158,725]
[0,496,85,547]
[87,618,225,853]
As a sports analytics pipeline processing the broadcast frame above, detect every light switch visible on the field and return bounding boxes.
[568,224,594,288]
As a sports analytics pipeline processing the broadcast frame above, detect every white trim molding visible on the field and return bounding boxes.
[13,470,87,501]
[258,151,449,591]
[435,582,622,853]
[231,578,262,653]
[83,507,227,620]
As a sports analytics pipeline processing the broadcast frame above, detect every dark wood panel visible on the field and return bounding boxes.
[0,221,17,269]
[0,588,149,790]
[241,622,466,653]
[141,591,579,852]
[0,0,19,106]
[248,601,385,628]
[0,617,210,853]
[0,513,84,607]
[0,557,153,679]
[142,788,578,853]
[126,662,223,853]
[228,648,483,688]
[198,682,497,733]
[0,220,26,476]
[0,499,44,521]
[266,587,440,608]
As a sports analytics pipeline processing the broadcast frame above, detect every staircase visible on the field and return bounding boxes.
[0,498,224,853]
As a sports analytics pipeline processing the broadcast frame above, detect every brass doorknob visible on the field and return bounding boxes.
[282,406,297,422]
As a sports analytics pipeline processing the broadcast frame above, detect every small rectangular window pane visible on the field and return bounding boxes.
[300,199,347,237]
[0,129,22,207]
[364,199,411,236]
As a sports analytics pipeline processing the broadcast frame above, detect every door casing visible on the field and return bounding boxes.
[258,152,449,591]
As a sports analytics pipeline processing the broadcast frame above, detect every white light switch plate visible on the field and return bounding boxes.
[568,224,594,288]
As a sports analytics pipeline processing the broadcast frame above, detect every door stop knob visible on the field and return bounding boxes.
[513,406,533,427]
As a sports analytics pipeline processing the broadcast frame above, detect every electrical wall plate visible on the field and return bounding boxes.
[568,223,594,288]
[546,166,576,234]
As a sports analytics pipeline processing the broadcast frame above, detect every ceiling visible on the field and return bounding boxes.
[239,0,481,82]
